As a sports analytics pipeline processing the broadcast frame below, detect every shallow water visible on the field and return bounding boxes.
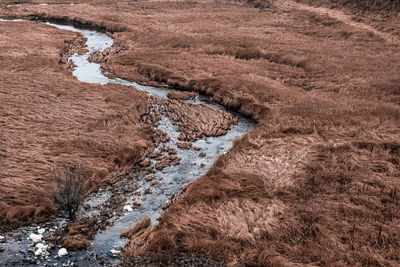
[0,19,255,266]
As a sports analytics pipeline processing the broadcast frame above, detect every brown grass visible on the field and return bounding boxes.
[2,0,400,265]
[120,216,151,239]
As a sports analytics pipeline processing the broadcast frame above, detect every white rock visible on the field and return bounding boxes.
[35,248,43,256]
[35,243,48,250]
[58,248,68,257]
[110,249,120,254]
[29,233,43,243]
[0,235,5,243]
[34,243,49,256]
[123,205,133,212]
[38,228,45,234]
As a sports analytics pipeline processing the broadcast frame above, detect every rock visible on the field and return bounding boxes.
[110,248,120,254]
[58,248,68,257]
[0,235,5,243]
[29,233,43,243]
[0,246,4,252]
[199,152,206,157]
[123,205,133,212]
[34,243,49,256]
[38,228,46,234]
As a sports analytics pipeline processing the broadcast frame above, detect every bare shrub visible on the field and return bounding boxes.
[52,163,87,220]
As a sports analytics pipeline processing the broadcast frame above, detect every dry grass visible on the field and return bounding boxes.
[2,0,400,265]
[120,216,151,239]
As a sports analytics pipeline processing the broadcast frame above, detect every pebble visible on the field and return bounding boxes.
[110,249,120,254]
[58,248,68,257]
[0,246,4,252]
[123,205,133,212]
[0,235,5,243]
[29,233,43,243]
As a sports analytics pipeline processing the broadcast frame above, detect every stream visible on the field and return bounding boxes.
[0,19,255,266]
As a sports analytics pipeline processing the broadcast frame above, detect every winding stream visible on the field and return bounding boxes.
[0,19,254,266]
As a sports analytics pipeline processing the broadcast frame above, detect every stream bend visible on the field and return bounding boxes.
[0,19,255,266]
